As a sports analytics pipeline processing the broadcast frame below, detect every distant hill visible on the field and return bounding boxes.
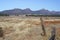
[0,8,60,15]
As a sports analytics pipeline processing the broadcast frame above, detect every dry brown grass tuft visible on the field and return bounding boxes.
[0,16,60,40]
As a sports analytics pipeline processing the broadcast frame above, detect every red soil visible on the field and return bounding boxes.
[44,21,60,25]
[45,21,60,24]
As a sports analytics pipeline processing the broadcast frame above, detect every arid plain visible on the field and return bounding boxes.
[0,16,60,40]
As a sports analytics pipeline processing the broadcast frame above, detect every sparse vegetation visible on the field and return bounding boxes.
[0,13,9,16]
[0,16,60,40]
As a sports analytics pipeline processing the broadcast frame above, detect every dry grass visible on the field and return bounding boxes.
[0,16,60,40]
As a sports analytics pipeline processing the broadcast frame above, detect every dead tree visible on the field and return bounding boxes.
[49,27,56,40]
[40,17,46,36]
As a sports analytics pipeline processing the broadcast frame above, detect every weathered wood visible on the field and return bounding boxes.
[49,27,56,40]
[0,27,4,37]
[0,27,5,40]
[40,17,46,36]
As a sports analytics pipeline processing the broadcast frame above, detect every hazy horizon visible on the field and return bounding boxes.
[0,8,60,12]
[0,0,60,11]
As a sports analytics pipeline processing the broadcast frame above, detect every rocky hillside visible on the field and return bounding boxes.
[0,8,60,15]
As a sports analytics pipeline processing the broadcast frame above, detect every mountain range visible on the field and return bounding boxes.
[0,8,60,15]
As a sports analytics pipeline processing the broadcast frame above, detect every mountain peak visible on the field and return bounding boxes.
[0,8,60,15]
[24,8,31,11]
[40,9,49,11]
[11,8,22,11]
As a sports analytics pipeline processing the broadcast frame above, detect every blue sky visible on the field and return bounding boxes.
[0,0,60,11]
